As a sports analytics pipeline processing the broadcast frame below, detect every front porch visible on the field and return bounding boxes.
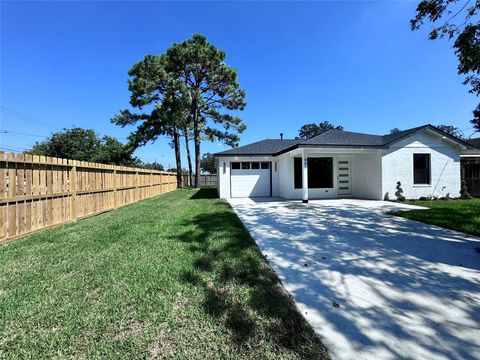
[276,148,383,201]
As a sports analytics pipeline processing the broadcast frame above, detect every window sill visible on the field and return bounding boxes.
[413,184,431,188]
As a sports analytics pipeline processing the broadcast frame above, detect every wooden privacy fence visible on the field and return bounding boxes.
[181,174,217,188]
[0,152,177,243]
[462,159,480,197]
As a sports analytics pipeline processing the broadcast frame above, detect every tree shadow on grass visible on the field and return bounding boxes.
[391,204,480,236]
[189,188,218,200]
[172,201,330,359]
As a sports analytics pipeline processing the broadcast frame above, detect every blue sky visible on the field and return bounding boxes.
[1,1,478,169]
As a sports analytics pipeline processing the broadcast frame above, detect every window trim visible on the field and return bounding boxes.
[413,153,431,185]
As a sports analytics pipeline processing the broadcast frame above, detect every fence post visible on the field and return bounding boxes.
[70,160,77,221]
[113,167,117,210]
[160,172,163,194]
[135,170,139,200]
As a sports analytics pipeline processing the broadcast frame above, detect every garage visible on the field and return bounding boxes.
[230,161,271,198]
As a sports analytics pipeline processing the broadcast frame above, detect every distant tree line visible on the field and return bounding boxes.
[28,127,165,170]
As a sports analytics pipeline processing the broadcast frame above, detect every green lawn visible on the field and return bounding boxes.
[390,199,480,236]
[0,188,328,359]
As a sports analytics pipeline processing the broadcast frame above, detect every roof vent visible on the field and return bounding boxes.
[280,133,284,140]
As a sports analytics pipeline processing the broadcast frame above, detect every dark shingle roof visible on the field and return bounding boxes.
[215,124,473,156]
[468,138,480,149]
[303,126,425,147]
[215,139,301,156]
[461,148,480,156]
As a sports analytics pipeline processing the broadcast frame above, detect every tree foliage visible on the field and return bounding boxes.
[28,128,139,166]
[111,54,187,187]
[165,34,246,186]
[296,121,343,140]
[436,124,464,138]
[411,0,480,130]
[112,34,246,188]
[200,153,217,174]
[389,128,402,134]
[141,161,165,171]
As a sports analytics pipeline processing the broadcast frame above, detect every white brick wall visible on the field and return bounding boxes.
[381,130,461,200]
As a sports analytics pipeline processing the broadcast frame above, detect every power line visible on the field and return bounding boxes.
[0,129,49,138]
[1,105,61,130]
[0,145,23,153]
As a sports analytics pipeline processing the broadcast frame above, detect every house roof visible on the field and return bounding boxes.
[461,148,480,156]
[214,139,302,156]
[302,126,425,147]
[467,137,480,149]
[215,124,473,157]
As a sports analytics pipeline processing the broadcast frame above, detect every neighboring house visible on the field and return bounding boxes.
[214,124,474,201]
[461,137,480,196]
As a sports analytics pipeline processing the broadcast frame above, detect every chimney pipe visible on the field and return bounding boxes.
[280,133,284,140]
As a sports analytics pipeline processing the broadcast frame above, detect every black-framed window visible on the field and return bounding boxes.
[294,157,333,189]
[294,158,302,189]
[232,161,270,170]
[413,154,431,184]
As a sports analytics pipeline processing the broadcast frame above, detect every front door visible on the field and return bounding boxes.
[337,159,352,196]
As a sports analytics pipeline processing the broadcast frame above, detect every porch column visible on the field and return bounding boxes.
[302,148,308,203]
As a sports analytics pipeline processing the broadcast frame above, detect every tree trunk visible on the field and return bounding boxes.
[184,129,193,187]
[192,105,201,188]
[173,125,182,188]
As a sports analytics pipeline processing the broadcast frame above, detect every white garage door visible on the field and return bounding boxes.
[230,161,271,198]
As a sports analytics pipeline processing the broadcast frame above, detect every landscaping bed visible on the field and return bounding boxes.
[0,188,328,359]
[389,198,480,237]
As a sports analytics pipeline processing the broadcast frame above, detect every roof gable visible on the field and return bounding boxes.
[214,139,301,156]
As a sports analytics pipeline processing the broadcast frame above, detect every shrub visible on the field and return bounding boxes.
[460,180,472,199]
[395,181,406,201]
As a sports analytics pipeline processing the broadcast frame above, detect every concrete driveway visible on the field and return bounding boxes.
[228,198,480,360]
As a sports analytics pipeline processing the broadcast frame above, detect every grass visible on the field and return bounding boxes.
[0,188,329,359]
[390,198,480,236]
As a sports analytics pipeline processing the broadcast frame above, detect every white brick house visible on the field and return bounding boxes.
[214,125,473,201]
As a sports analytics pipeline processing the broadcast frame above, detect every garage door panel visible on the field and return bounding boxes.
[231,169,270,198]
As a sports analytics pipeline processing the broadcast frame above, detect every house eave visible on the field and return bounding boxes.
[215,144,386,158]
[214,153,277,157]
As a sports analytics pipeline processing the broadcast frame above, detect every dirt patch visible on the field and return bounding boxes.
[114,321,144,340]
[148,328,178,359]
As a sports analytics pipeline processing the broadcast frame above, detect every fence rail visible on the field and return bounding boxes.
[0,152,177,243]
